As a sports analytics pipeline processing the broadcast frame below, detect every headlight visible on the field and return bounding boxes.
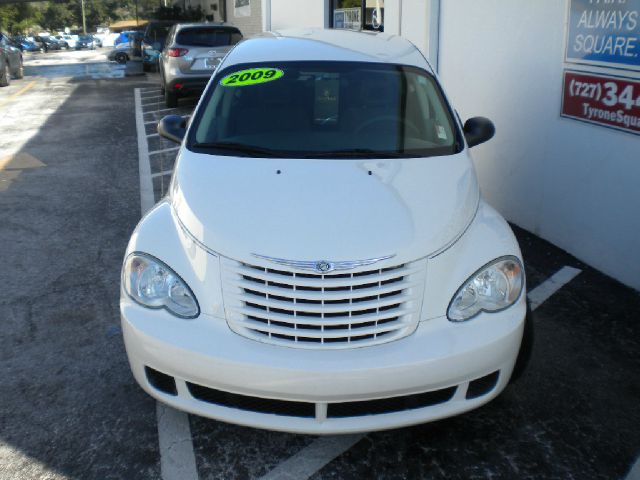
[122,253,199,318]
[447,256,524,322]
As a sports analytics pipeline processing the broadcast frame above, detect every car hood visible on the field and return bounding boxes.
[171,151,479,264]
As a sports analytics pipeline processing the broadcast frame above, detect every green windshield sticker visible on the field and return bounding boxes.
[220,68,284,87]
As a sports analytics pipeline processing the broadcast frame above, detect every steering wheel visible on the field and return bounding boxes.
[354,115,420,136]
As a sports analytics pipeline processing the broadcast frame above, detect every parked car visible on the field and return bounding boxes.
[107,43,133,64]
[107,31,143,63]
[114,31,140,47]
[0,33,24,86]
[12,36,42,52]
[122,29,533,434]
[76,35,96,50]
[142,20,177,72]
[159,22,242,107]
[92,35,102,48]
[54,35,77,49]
[34,36,62,52]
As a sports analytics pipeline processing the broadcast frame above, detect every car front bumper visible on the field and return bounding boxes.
[121,296,526,434]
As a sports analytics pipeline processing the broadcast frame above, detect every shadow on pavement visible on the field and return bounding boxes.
[0,76,160,479]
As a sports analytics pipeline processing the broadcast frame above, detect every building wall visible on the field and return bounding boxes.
[384,0,439,65]
[269,0,327,31]
[225,0,263,37]
[437,0,640,290]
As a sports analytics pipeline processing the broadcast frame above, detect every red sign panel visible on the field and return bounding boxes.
[561,71,640,136]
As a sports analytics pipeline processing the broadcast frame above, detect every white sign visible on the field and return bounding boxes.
[234,0,251,17]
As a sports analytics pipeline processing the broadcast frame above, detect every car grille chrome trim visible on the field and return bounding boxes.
[251,253,395,273]
[221,257,427,349]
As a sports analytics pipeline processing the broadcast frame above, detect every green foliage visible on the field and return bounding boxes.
[0,0,203,34]
[40,3,75,31]
[0,5,19,31]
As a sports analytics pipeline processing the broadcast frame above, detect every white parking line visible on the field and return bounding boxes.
[527,266,582,310]
[259,435,364,480]
[149,146,180,156]
[134,88,155,215]
[145,107,181,114]
[135,87,199,480]
[157,403,199,480]
[152,170,174,178]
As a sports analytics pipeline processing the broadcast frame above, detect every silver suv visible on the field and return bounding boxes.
[159,22,243,108]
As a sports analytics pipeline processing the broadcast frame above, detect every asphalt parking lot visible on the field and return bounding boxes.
[1,51,639,480]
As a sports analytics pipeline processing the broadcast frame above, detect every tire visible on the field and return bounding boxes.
[14,58,24,79]
[165,89,178,108]
[0,62,10,87]
[143,62,151,72]
[115,52,128,64]
[509,301,534,384]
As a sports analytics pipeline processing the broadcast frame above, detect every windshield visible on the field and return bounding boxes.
[191,61,460,158]
[176,27,242,47]
[145,24,172,44]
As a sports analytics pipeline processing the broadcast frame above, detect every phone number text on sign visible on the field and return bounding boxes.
[561,70,640,135]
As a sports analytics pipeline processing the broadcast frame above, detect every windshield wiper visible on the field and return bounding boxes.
[192,141,282,157]
[303,149,411,158]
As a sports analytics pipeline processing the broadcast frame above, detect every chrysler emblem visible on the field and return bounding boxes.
[251,254,396,273]
[315,260,332,273]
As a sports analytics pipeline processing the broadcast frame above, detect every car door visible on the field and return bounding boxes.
[0,34,19,71]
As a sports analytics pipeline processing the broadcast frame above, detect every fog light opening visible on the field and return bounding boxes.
[466,371,500,399]
[145,366,177,396]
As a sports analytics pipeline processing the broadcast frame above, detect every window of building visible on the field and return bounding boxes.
[330,0,384,32]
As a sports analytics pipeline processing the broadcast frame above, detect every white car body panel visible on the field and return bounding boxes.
[171,152,479,264]
[121,29,528,434]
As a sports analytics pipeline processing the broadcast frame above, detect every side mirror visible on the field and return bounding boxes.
[463,117,495,148]
[158,115,187,143]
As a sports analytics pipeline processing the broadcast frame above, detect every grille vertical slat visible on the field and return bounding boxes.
[222,257,426,349]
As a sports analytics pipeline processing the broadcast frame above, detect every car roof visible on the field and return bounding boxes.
[174,22,238,31]
[222,28,431,71]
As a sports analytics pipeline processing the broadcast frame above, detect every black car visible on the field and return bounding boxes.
[76,35,95,50]
[0,33,24,86]
[53,35,70,49]
[34,36,62,52]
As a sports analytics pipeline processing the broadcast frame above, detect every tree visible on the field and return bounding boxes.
[0,4,19,32]
[40,2,75,32]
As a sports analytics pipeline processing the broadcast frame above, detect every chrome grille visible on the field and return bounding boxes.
[221,257,427,349]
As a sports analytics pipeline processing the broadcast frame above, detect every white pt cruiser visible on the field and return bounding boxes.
[121,29,533,434]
